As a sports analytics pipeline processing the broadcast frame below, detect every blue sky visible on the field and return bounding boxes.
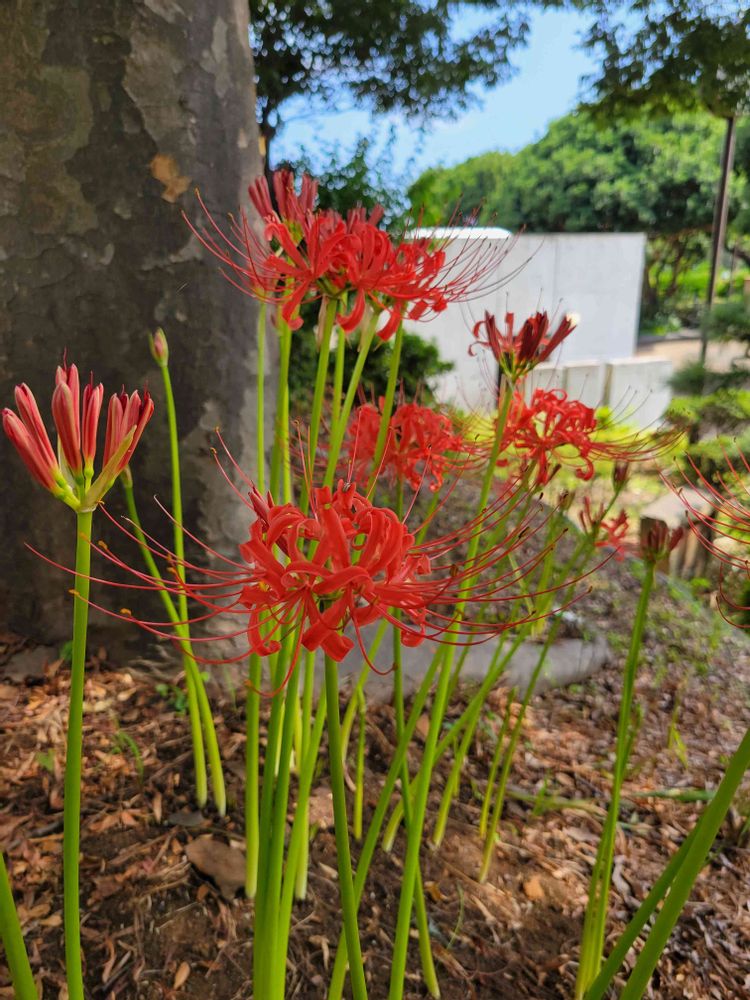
[273,9,598,182]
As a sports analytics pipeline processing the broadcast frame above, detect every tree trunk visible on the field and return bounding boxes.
[0,1,267,642]
[702,115,737,361]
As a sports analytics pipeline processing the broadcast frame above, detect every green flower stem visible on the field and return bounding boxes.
[0,852,37,1000]
[159,359,225,814]
[260,656,302,999]
[388,645,453,1000]
[63,509,93,1000]
[270,314,293,502]
[256,301,267,492]
[387,386,514,1000]
[354,688,366,841]
[294,648,318,900]
[479,627,558,883]
[328,651,444,1000]
[245,653,261,898]
[274,686,328,997]
[300,299,337,512]
[585,829,697,1000]
[479,691,516,838]
[576,562,656,997]
[618,726,750,1000]
[367,322,404,493]
[253,644,287,990]
[122,477,207,807]
[432,634,513,848]
[384,634,519,853]
[392,623,440,998]
[331,322,347,430]
[325,655,369,1000]
[323,315,378,488]
[340,619,389,762]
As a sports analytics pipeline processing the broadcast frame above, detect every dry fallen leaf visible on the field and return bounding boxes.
[173,961,191,990]
[523,875,546,901]
[185,836,246,899]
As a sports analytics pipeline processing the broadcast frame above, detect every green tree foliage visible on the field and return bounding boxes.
[249,1,535,163]
[578,1,750,120]
[280,134,411,229]
[410,109,738,313]
[407,152,514,227]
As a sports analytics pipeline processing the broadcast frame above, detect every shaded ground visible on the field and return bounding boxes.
[2,559,750,999]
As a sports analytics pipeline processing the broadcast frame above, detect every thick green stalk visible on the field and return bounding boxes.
[331,322,347,430]
[619,727,750,1000]
[260,659,301,999]
[354,688,366,841]
[121,475,208,810]
[432,635,512,847]
[585,828,697,1000]
[300,299,337,511]
[325,655,369,1000]
[576,563,656,997]
[270,315,293,501]
[387,386,514,999]
[256,301,267,493]
[0,852,37,1000]
[367,322,404,493]
[274,686,328,997]
[63,509,93,1000]
[328,652,444,1000]
[160,361,225,814]
[323,315,377,487]
[294,648,318,900]
[245,654,261,897]
[388,648,453,1000]
[340,619,389,762]
[479,692,516,838]
[479,630,557,882]
[392,605,439,997]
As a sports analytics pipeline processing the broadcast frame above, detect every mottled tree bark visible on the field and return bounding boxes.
[0,1,266,641]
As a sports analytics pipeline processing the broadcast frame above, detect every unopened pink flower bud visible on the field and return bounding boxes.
[639,518,683,564]
[82,379,104,469]
[52,381,83,476]
[149,328,169,367]
[2,408,60,491]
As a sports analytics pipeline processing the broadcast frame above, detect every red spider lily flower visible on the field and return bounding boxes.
[3,363,153,512]
[346,399,473,492]
[579,498,629,561]
[499,388,599,485]
[471,311,578,384]
[190,170,520,343]
[248,169,319,229]
[70,455,597,685]
[497,388,680,486]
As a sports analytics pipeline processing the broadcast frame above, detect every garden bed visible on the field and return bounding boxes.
[2,561,750,999]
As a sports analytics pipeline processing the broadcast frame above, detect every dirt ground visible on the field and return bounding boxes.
[2,556,750,999]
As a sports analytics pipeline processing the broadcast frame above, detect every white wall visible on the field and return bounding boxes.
[407,231,647,411]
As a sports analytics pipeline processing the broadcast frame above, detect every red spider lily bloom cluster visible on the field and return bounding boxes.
[3,363,153,511]
[346,399,472,492]
[86,472,585,679]
[499,388,599,485]
[190,169,510,342]
[471,310,578,384]
[579,498,629,561]
[496,388,681,486]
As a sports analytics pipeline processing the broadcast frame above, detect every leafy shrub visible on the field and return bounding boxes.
[288,327,454,414]
[669,360,750,395]
[703,299,750,345]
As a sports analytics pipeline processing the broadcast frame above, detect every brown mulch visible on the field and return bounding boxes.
[2,565,750,999]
